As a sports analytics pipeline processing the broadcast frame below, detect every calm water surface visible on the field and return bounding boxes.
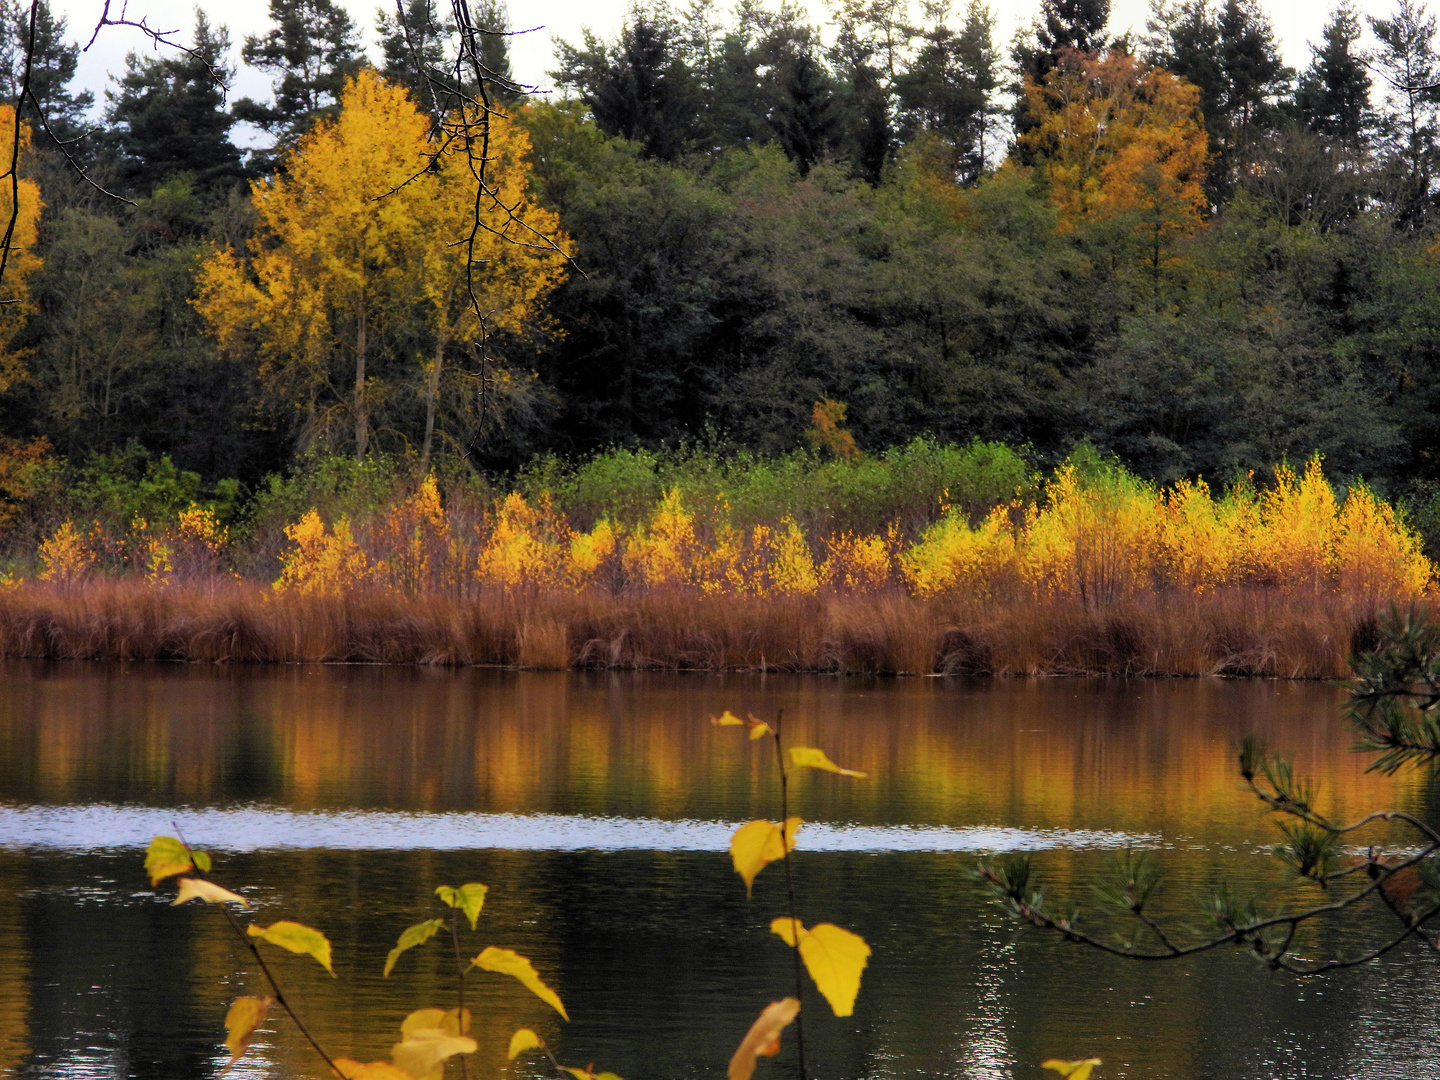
[0,663,1435,1080]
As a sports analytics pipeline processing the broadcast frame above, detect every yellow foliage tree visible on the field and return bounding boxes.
[1019,49,1208,301]
[194,70,570,460]
[0,104,43,392]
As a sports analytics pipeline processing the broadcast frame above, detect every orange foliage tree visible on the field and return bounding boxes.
[0,104,43,393]
[1019,49,1208,302]
[194,69,570,462]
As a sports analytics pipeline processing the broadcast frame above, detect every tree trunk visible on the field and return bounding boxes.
[354,303,368,459]
[420,331,446,473]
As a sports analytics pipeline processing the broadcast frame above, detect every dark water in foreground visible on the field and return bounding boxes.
[0,664,1435,1080]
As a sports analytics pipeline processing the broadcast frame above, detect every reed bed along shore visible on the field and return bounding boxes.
[4,449,1430,677]
[0,580,1399,678]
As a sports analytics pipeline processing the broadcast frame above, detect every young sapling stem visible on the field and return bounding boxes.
[771,708,808,1080]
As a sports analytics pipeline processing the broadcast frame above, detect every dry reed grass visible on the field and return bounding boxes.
[0,580,1406,678]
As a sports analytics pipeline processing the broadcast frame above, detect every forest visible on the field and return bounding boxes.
[0,0,1431,662]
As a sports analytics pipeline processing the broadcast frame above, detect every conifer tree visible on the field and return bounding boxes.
[104,12,242,192]
[1369,0,1440,225]
[235,0,363,146]
[0,0,92,145]
[1296,3,1371,148]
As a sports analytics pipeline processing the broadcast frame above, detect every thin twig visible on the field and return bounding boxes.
[772,709,807,1080]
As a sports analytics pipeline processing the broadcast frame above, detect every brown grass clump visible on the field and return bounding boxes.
[0,579,1413,678]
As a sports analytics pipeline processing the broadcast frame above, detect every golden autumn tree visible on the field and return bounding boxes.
[0,103,43,394]
[1019,50,1208,301]
[194,69,570,460]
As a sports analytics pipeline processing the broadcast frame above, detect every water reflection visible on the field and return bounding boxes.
[0,662,1433,1079]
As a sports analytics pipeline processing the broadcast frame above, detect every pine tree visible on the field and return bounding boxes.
[104,13,242,192]
[1296,3,1371,148]
[1218,0,1291,145]
[1011,0,1111,141]
[0,0,92,145]
[552,4,703,161]
[235,0,363,146]
[1369,0,1440,225]
[774,46,840,175]
[894,0,1001,184]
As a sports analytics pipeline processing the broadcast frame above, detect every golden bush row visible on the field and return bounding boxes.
[33,456,1419,603]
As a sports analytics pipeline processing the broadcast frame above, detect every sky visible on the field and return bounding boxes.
[48,0,1404,120]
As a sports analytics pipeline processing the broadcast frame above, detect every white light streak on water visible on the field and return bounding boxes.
[0,803,1158,855]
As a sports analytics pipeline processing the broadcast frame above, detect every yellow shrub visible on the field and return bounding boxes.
[38,520,94,585]
[822,532,894,592]
[476,492,564,589]
[568,518,618,585]
[273,509,369,595]
[1255,457,1337,590]
[1333,483,1431,598]
[371,475,449,593]
[901,506,1018,598]
[766,518,819,595]
[624,489,701,588]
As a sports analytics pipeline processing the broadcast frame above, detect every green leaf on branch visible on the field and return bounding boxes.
[144,835,192,886]
[787,747,867,777]
[471,946,569,1020]
[729,818,801,896]
[434,883,488,930]
[247,920,334,975]
[769,918,871,1016]
[383,918,445,977]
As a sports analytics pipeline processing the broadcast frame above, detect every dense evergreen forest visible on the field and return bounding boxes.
[2,0,1440,525]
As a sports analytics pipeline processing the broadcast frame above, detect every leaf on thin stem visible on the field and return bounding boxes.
[175,878,247,907]
[507,1028,542,1060]
[769,918,871,1016]
[248,920,335,975]
[384,918,446,976]
[471,946,569,1020]
[730,818,802,896]
[435,883,488,930]
[144,835,193,885]
[222,995,272,1072]
[788,747,867,777]
[728,997,800,1080]
[1042,1059,1102,1079]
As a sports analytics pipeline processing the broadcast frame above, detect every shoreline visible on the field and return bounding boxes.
[0,580,1400,678]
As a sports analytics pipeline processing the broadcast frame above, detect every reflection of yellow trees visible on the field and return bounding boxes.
[0,857,29,1072]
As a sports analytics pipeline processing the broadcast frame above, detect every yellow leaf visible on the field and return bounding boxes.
[222,995,271,1070]
[434,883,488,930]
[247,920,335,975]
[713,710,745,726]
[144,835,192,886]
[748,722,773,741]
[193,851,212,873]
[1042,1060,1102,1080]
[787,747,867,778]
[401,1007,470,1039]
[384,918,445,977]
[507,1028,543,1060]
[472,946,569,1020]
[391,1029,477,1080]
[768,919,871,1017]
[563,1069,625,1080]
[175,878,247,907]
[332,1058,415,1080]
[729,818,802,896]
[728,998,800,1080]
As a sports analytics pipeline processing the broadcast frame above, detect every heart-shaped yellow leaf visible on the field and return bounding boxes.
[222,995,271,1071]
[472,946,569,1020]
[384,918,445,977]
[247,920,334,975]
[331,1058,414,1080]
[508,1028,543,1060]
[144,836,192,886]
[391,1029,477,1080]
[175,878,246,907]
[1042,1059,1102,1080]
[435,883,488,930]
[728,997,800,1080]
[787,747,866,778]
[730,818,801,896]
[748,721,773,740]
[769,919,871,1017]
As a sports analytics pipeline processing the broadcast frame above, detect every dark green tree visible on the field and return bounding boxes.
[104,13,242,192]
[894,0,1001,184]
[773,45,841,175]
[1296,2,1372,148]
[235,0,363,146]
[1218,0,1291,148]
[1369,0,1440,227]
[552,3,704,161]
[0,0,92,145]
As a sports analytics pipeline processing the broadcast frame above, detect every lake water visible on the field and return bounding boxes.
[0,663,1435,1080]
